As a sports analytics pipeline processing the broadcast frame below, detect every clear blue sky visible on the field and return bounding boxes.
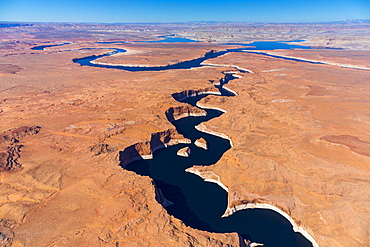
[0,0,369,23]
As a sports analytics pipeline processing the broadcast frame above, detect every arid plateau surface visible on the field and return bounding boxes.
[0,22,370,247]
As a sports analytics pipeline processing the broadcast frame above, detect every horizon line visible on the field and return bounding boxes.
[1,19,370,25]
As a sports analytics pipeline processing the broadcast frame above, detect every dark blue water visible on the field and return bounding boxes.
[73,49,229,72]
[72,40,318,72]
[71,48,127,66]
[31,42,72,50]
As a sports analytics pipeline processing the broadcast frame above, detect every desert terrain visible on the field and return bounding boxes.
[0,21,370,247]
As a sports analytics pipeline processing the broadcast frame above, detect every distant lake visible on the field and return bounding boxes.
[143,35,199,43]
[31,42,72,50]
[0,23,32,28]
[225,40,311,50]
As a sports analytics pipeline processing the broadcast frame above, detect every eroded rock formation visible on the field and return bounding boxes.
[0,126,41,172]
[0,145,22,172]
[90,143,116,156]
[194,137,208,150]
[177,146,191,157]
[0,220,14,247]
[0,126,41,144]
[120,128,191,167]
[165,105,207,122]
[172,87,220,101]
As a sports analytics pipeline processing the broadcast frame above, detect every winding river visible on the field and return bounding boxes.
[123,74,313,247]
[72,40,321,71]
[66,40,318,246]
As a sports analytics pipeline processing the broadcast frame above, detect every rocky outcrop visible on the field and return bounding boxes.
[120,129,190,167]
[177,146,191,157]
[0,126,41,144]
[119,141,152,167]
[0,126,41,172]
[0,145,22,172]
[89,143,116,156]
[165,105,207,122]
[0,220,14,247]
[194,137,208,150]
[150,129,191,152]
[244,240,264,247]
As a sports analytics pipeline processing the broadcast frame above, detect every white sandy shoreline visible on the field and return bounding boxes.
[187,165,320,247]
[185,167,229,192]
[223,203,319,247]
[195,123,234,147]
[246,50,370,71]
[201,62,254,73]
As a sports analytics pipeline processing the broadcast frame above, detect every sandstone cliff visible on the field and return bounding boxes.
[120,128,191,167]
[166,105,207,122]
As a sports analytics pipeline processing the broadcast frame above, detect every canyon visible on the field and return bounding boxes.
[0,21,370,246]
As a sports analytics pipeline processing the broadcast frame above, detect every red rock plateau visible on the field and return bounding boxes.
[0,22,370,247]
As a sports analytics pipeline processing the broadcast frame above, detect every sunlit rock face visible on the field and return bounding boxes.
[177,146,191,157]
[165,105,207,122]
[195,137,208,150]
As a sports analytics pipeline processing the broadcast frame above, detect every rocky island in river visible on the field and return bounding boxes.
[0,21,370,247]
